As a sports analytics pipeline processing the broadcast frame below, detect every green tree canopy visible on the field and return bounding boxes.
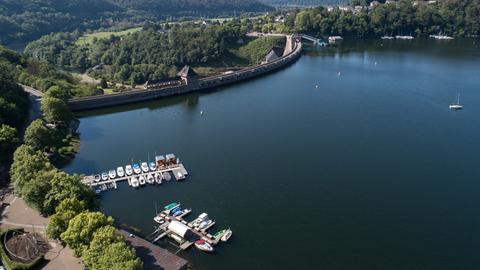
[0,124,19,164]
[10,144,53,196]
[24,119,53,150]
[41,97,73,124]
[44,85,71,102]
[47,198,86,240]
[43,171,95,216]
[61,211,114,256]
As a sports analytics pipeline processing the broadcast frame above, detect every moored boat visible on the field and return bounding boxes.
[449,94,463,110]
[221,228,232,242]
[149,161,157,171]
[141,162,149,173]
[214,229,226,241]
[195,239,214,252]
[198,219,213,230]
[94,174,101,182]
[117,166,125,177]
[131,177,139,188]
[108,170,116,179]
[146,173,155,184]
[125,165,133,176]
[139,175,146,186]
[133,163,141,174]
[165,203,179,210]
[101,172,108,181]
[153,215,165,224]
[155,172,162,184]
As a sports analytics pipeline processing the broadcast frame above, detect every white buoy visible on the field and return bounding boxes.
[374,61,377,65]
[337,72,341,76]
[315,85,319,88]
[200,110,203,115]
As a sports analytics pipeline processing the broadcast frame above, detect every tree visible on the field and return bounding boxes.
[20,169,56,212]
[60,211,113,256]
[45,85,71,101]
[0,124,19,163]
[24,119,53,150]
[99,78,108,89]
[41,97,73,124]
[47,198,86,240]
[82,226,142,270]
[10,144,52,196]
[43,171,95,216]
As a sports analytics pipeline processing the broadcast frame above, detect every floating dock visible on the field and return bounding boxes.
[81,154,188,192]
[149,203,231,252]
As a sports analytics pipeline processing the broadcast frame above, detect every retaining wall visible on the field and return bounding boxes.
[68,36,303,111]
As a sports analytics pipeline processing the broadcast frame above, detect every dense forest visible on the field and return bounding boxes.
[261,0,345,6]
[24,22,285,85]
[0,0,272,45]
[291,0,480,37]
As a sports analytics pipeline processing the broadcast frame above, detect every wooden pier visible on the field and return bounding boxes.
[118,229,188,270]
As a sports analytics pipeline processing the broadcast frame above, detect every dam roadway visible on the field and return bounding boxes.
[67,34,304,111]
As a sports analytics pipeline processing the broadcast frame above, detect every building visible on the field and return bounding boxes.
[144,76,183,89]
[262,47,284,64]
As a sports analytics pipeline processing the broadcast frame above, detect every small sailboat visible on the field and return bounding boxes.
[139,175,146,186]
[146,173,155,184]
[195,239,214,252]
[449,94,463,110]
[131,177,139,188]
[221,228,233,242]
[155,172,162,184]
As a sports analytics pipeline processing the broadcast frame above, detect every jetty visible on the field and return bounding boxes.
[148,203,232,252]
[81,153,188,192]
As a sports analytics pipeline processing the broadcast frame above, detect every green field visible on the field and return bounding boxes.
[76,27,143,46]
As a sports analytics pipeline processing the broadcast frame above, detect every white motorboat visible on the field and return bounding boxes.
[155,172,162,184]
[149,161,157,171]
[94,174,101,182]
[192,213,209,227]
[108,170,116,179]
[133,163,141,174]
[221,228,233,242]
[194,239,214,252]
[146,173,155,184]
[381,35,394,40]
[139,175,146,186]
[117,166,125,177]
[141,162,149,173]
[198,220,213,230]
[163,172,172,181]
[125,165,133,176]
[131,177,139,188]
[449,94,463,110]
[101,172,108,181]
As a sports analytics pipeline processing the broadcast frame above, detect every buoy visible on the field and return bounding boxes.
[200,111,203,115]
[315,85,319,88]
[337,72,341,76]
[374,61,377,65]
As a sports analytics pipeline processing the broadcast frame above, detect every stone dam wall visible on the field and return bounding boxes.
[68,36,303,111]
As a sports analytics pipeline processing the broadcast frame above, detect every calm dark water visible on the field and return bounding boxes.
[64,39,480,270]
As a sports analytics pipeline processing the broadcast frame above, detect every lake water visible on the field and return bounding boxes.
[64,39,480,270]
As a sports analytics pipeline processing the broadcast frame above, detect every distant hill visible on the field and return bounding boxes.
[0,0,273,45]
[259,0,346,7]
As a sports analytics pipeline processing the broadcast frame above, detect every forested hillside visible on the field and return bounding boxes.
[260,0,345,6]
[0,0,272,45]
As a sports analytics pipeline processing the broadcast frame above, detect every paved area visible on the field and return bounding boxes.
[0,189,83,270]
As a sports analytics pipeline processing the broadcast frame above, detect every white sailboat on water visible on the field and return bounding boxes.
[449,94,463,110]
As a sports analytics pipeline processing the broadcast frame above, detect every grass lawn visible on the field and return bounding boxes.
[76,27,143,46]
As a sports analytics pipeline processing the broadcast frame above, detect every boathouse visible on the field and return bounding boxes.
[168,220,193,239]
[166,154,177,165]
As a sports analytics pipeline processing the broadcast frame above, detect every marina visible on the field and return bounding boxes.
[148,203,232,252]
[81,153,188,192]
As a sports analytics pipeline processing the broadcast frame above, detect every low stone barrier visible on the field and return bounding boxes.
[68,36,303,111]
